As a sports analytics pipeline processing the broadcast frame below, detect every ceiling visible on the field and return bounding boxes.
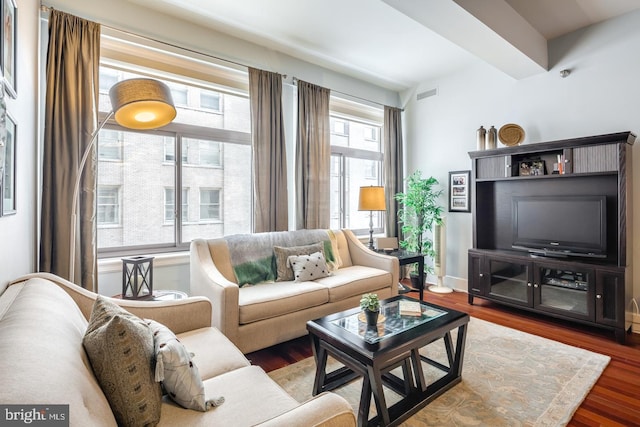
[129,0,640,92]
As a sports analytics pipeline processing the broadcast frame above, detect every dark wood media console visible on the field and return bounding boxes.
[467,132,634,343]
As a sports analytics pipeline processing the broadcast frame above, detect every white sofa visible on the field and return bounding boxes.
[0,273,356,426]
[190,229,399,353]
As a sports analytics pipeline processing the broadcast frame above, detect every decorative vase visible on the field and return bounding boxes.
[486,126,497,149]
[476,126,486,150]
[364,308,379,326]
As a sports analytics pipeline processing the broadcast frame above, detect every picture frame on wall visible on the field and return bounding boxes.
[2,112,15,215]
[2,0,16,98]
[448,170,471,213]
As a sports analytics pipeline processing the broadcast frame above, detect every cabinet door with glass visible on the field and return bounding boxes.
[533,264,595,322]
[486,258,533,307]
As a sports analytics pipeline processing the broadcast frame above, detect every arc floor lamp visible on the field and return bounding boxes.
[69,78,177,284]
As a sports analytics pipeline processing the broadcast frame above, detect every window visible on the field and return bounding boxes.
[329,100,384,235]
[96,57,251,254]
[165,188,188,222]
[200,189,221,221]
[200,90,221,111]
[98,130,122,160]
[97,186,120,225]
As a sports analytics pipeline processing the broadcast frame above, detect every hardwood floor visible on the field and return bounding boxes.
[246,287,640,426]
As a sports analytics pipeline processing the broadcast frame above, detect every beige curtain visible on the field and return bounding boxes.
[248,68,288,232]
[384,106,404,239]
[295,80,331,229]
[40,10,101,290]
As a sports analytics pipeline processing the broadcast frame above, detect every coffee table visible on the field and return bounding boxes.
[307,295,469,427]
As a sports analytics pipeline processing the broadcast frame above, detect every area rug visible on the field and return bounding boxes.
[268,318,610,426]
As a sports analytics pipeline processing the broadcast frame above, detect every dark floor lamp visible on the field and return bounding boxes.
[69,78,177,284]
[358,186,386,250]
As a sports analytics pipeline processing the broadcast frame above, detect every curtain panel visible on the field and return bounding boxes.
[248,68,289,232]
[40,10,101,291]
[295,80,331,229]
[383,106,404,240]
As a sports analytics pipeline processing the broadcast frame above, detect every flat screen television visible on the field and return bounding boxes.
[511,195,607,258]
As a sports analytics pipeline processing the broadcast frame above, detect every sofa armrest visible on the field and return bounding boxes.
[9,273,212,334]
[190,239,241,344]
[342,229,399,295]
[256,392,356,427]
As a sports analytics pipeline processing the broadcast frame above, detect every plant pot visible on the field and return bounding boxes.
[364,308,379,326]
[410,273,423,290]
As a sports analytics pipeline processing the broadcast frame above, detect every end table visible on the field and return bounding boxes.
[376,249,425,300]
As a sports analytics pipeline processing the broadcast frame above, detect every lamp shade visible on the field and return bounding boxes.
[109,78,177,130]
[358,186,386,211]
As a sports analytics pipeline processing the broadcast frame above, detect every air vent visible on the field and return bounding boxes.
[416,88,437,101]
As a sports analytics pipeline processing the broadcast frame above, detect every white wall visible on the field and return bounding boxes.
[403,11,640,296]
[0,0,39,292]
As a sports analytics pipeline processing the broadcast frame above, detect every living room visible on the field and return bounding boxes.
[1,0,640,425]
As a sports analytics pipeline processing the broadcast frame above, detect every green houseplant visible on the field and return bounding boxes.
[360,293,380,326]
[395,170,444,287]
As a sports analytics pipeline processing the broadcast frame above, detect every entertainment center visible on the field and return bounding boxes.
[467,132,634,343]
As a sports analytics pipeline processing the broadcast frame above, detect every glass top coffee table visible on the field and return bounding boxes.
[306,295,469,427]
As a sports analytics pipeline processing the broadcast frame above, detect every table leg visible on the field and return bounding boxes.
[310,334,328,396]
[451,323,468,377]
[418,257,425,301]
[358,376,372,427]
[367,365,390,426]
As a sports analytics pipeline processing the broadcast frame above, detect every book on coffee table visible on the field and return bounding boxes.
[399,300,422,316]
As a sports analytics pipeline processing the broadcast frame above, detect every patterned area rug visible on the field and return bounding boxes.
[268,318,609,426]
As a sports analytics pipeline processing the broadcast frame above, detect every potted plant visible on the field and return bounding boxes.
[360,293,380,326]
[395,170,444,288]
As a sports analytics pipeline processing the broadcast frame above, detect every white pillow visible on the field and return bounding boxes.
[287,251,331,282]
[146,319,224,411]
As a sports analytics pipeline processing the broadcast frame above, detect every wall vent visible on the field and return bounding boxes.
[416,88,438,101]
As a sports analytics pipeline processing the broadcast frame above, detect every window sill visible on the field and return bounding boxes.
[98,251,189,273]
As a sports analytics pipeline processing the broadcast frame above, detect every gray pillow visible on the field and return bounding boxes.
[83,297,162,427]
[146,319,224,411]
[273,242,324,281]
[287,251,331,282]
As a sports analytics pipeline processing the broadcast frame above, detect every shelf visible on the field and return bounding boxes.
[475,171,617,183]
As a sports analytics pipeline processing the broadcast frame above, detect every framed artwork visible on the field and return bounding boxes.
[2,112,15,214]
[449,170,470,212]
[518,160,546,176]
[2,0,16,98]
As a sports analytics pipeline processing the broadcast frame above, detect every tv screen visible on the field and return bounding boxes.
[511,195,607,258]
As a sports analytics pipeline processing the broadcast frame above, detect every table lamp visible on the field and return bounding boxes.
[69,78,177,284]
[358,186,386,249]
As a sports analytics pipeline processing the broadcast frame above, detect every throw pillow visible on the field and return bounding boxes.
[83,297,162,427]
[146,319,224,411]
[287,251,331,282]
[273,242,324,281]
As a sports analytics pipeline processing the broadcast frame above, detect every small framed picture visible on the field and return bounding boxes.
[2,112,15,214]
[2,0,16,98]
[519,160,546,176]
[449,170,470,213]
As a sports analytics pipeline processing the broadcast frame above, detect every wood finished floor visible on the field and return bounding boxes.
[246,286,640,427]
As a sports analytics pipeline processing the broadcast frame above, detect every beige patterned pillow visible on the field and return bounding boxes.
[287,251,331,282]
[273,242,324,281]
[146,319,224,411]
[83,297,162,427]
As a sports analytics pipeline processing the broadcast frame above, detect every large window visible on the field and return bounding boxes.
[96,54,251,254]
[329,102,384,235]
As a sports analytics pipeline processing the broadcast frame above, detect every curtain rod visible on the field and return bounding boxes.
[40,4,398,110]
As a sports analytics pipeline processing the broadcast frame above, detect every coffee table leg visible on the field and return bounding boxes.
[310,334,328,396]
[358,376,372,427]
[368,365,390,426]
[451,323,468,377]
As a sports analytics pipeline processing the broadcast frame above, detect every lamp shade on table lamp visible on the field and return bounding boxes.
[358,186,386,249]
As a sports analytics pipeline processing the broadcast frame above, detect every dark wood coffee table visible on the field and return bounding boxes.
[307,295,469,427]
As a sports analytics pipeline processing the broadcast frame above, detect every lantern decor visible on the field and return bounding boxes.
[122,256,154,299]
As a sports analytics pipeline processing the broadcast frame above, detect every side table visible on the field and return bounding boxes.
[376,249,425,301]
[111,290,188,301]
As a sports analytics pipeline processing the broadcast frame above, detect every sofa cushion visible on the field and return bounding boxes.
[83,297,162,427]
[238,282,328,324]
[288,251,331,282]
[273,242,324,281]
[158,366,299,427]
[0,279,117,426]
[315,265,393,302]
[147,319,224,412]
[176,327,251,381]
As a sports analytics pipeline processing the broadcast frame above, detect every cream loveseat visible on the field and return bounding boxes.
[190,229,399,353]
[0,273,356,426]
